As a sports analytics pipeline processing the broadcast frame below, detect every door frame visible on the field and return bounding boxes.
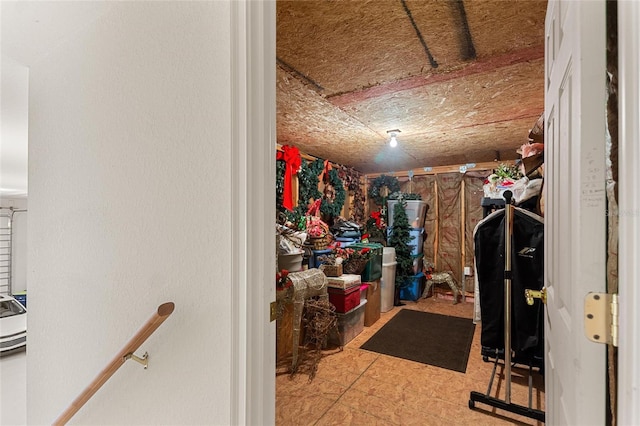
[617,2,640,424]
[230,1,276,424]
[231,0,640,423]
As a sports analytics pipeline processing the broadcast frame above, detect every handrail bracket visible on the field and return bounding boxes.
[124,351,149,369]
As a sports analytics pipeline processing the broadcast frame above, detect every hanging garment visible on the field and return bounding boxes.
[474,207,545,361]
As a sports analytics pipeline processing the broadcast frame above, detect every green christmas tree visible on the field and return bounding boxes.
[387,196,413,295]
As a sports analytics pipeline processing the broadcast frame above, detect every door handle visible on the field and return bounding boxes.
[525,287,546,305]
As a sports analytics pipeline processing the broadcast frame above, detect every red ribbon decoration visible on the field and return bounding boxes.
[276,145,301,211]
[371,211,382,228]
[321,159,332,183]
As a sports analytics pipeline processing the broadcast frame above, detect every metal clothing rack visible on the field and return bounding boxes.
[468,191,545,422]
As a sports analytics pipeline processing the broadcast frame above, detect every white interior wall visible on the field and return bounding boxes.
[0,200,28,294]
[26,2,234,424]
[0,56,29,197]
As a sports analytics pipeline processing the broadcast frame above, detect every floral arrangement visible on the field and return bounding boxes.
[319,245,371,266]
[483,163,522,198]
[276,269,292,291]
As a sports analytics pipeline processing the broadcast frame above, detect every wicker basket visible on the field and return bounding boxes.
[320,263,343,277]
[343,258,368,275]
[310,236,330,250]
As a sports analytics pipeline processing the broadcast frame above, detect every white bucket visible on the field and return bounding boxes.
[382,247,396,263]
[380,261,397,312]
[278,250,304,272]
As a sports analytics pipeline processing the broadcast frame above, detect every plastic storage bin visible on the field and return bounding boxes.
[328,285,361,313]
[386,228,424,256]
[399,272,425,301]
[380,261,397,312]
[383,247,396,263]
[328,299,367,346]
[387,200,428,228]
[411,253,424,274]
[312,249,333,268]
[336,237,359,247]
[349,242,383,282]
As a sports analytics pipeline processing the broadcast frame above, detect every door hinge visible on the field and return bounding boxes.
[584,292,618,347]
[525,287,547,305]
[270,301,277,322]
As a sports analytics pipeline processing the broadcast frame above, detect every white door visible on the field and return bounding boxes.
[617,2,640,424]
[544,1,607,424]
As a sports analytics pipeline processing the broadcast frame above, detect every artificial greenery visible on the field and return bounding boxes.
[298,159,324,207]
[368,175,401,207]
[276,157,348,225]
[320,168,346,218]
[338,166,365,224]
[494,162,522,180]
[276,160,286,211]
[276,159,324,227]
[364,210,387,244]
[387,196,414,290]
[388,192,422,201]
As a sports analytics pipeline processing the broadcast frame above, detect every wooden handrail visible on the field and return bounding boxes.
[53,302,175,425]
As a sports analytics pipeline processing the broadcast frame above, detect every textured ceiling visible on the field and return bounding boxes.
[276,0,547,174]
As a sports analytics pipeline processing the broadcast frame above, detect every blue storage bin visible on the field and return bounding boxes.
[335,237,359,248]
[399,272,425,301]
[386,227,424,256]
[312,249,333,268]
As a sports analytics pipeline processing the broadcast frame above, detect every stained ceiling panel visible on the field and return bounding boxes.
[276,0,547,174]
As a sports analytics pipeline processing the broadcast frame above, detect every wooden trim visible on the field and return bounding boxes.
[53,303,175,425]
[434,179,439,263]
[617,2,640,423]
[460,178,466,280]
[364,161,511,180]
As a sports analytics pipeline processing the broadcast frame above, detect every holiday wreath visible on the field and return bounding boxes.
[320,168,346,218]
[368,174,401,206]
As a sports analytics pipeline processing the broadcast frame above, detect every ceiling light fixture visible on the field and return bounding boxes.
[386,129,401,148]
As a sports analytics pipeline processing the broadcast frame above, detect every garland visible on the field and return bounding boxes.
[368,175,401,206]
[338,166,365,224]
[320,168,346,218]
[277,157,347,223]
[276,160,286,212]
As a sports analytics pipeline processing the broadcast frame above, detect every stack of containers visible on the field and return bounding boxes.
[326,274,366,346]
[381,247,397,312]
[386,199,428,302]
[399,228,426,301]
[347,242,383,282]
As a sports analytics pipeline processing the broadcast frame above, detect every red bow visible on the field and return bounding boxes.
[276,145,301,211]
[321,159,332,183]
[371,211,382,228]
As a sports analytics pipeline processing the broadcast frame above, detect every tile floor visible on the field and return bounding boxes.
[276,295,545,426]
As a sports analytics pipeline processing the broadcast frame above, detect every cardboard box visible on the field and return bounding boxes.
[326,274,361,290]
[363,280,381,326]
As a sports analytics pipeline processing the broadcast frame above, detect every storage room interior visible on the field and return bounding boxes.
[273,1,549,425]
[2,0,626,424]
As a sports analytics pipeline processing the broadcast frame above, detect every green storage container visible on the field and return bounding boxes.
[350,242,383,282]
